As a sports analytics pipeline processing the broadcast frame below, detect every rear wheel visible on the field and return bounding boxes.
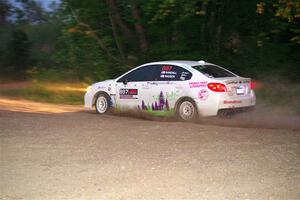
[95,94,110,114]
[177,99,198,121]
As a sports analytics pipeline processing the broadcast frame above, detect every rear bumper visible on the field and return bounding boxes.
[217,105,255,116]
[196,90,256,117]
[218,97,256,109]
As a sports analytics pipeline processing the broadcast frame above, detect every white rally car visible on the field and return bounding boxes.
[84,60,256,121]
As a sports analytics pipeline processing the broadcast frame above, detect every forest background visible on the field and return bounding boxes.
[0,0,299,107]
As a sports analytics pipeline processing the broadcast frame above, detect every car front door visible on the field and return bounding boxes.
[115,65,157,110]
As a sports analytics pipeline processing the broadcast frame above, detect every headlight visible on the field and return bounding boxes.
[86,86,92,92]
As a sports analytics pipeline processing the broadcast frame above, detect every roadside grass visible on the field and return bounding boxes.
[0,81,87,105]
[0,79,299,115]
[147,109,175,117]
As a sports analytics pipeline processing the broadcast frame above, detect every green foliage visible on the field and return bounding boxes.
[0,0,299,82]
[6,29,31,73]
[258,0,300,44]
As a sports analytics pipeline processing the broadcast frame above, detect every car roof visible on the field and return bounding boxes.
[143,60,214,70]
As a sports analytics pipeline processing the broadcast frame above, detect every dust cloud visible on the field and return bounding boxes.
[201,104,300,130]
[111,104,300,131]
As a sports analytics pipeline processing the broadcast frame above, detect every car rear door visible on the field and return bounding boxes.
[146,64,193,112]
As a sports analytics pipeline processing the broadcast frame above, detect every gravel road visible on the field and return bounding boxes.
[0,97,299,200]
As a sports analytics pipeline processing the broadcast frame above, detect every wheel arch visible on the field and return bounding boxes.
[174,96,198,114]
[93,91,112,107]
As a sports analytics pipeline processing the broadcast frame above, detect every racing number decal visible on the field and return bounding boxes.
[160,65,177,79]
[162,65,173,71]
[119,89,138,99]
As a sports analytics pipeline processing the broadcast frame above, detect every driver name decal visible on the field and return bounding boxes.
[119,89,138,99]
[160,65,177,79]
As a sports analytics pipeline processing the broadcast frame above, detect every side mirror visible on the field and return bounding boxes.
[122,79,128,85]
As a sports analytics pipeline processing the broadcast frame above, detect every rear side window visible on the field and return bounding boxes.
[155,65,192,81]
[117,65,159,82]
[193,65,236,78]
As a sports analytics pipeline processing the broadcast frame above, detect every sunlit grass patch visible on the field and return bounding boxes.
[0,81,87,105]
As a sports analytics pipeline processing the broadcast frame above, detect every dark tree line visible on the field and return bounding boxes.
[0,0,299,81]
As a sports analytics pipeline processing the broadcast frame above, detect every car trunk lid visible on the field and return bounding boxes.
[216,77,252,96]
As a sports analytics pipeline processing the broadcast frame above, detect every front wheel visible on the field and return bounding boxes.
[177,99,198,121]
[95,94,110,114]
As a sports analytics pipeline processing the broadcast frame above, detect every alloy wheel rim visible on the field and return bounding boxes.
[179,101,195,120]
[96,96,108,113]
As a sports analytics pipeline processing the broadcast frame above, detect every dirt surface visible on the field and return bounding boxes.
[0,98,300,200]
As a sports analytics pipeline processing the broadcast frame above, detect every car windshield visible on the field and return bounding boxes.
[192,65,236,78]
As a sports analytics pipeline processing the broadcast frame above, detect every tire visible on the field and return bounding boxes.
[95,94,110,114]
[177,98,198,121]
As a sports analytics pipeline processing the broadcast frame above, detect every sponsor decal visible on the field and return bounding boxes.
[139,91,171,111]
[156,82,176,85]
[153,90,179,101]
[180,71,190,80]
[198,89,209,101]
[224,100,242,104]
[160,74,176,79]
[226,80,250,85]
[189,81,207,88]
[119,89,138,99]
[161,71,177,75]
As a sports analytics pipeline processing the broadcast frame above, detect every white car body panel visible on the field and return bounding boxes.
[84,60,256,117]
[84,79,115,110]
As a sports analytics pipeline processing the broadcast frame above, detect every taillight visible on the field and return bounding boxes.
[207,83,227,92]
[250,81,254,90]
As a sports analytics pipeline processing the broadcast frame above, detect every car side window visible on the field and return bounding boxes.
[117,65,159,82]
[156,65,192,81]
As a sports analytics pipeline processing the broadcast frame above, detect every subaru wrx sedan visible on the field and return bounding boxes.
[84,60,256,121]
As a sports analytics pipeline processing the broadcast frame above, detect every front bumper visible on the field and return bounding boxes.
[84,91,94,110]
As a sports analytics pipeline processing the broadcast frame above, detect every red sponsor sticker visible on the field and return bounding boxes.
[161,65,173,71]
[128,89,138,95]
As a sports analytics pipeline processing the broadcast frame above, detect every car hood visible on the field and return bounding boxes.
[92,79,115,89]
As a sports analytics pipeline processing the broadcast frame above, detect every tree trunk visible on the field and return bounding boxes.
[106,0,134,43]
[131,3,148,53]
[216,25,222,57]
[108,12,125,60]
